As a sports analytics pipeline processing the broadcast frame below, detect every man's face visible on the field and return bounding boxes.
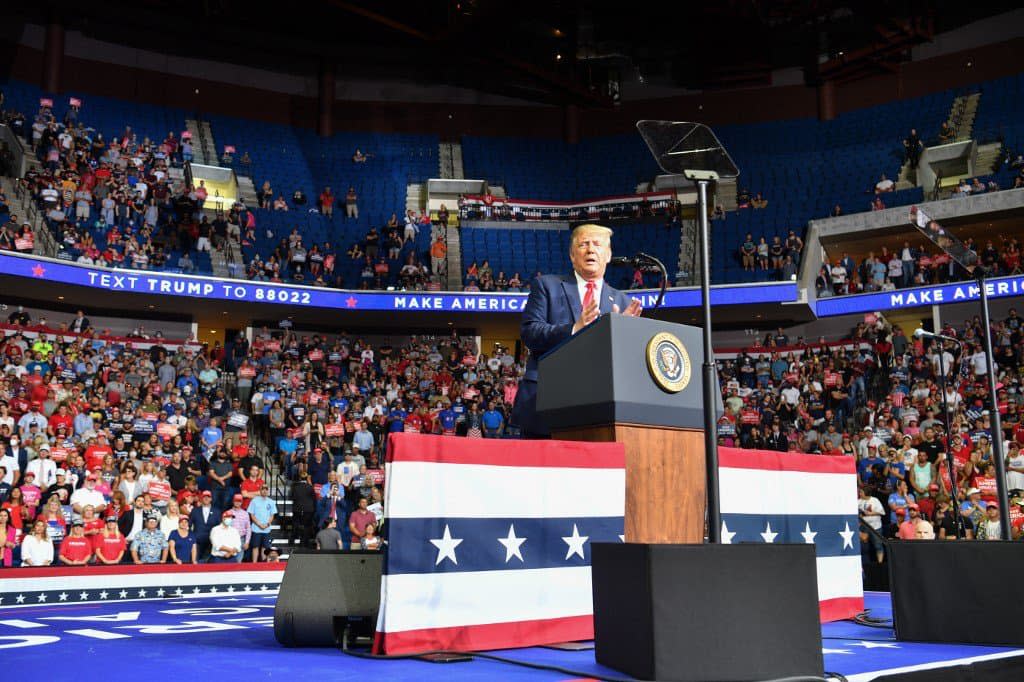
[569,228,611,281]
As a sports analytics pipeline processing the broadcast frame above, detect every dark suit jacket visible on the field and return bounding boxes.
[189,504,222,543]
[511,273,633,437]
[118,509,145,539]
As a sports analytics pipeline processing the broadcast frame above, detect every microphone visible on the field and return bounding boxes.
[914,328,959,343]
[610,253,654,268]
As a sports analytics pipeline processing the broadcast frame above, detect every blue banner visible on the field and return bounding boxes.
[0,252,797,313]
[815,275,1024,317]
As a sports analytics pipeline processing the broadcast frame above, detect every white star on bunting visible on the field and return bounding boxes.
[429,525,464,566]
[137,589,147,598]
[37,594,47,602]
[562,524,589,560]
[226,586,236,593]
[258,585,267,592]
[156,589,165,597]
[760,522,778,543]
[174,588,183,596]
[800,522,818,544]
[99,591,109,600]
[838,522,855,549]
[119,590,128,599]
[58,592,69,602]
[497,524,526,563]
[210,586,219,594]
[79,591,89,600]
[242,585,252,592]
[720,521,736,544]
[15,594,25,604]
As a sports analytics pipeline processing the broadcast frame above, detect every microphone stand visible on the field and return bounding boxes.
[637,252,668,310]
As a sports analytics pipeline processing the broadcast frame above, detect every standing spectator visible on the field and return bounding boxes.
[740,233,756,272]
[345,187,359,219]
[482,401,505,438]
[93,515,127,565]
[348,496,376,546]
[58,522,94,566]
[21,518,54,566]
[430,234,447,275]
[319,186,334,218]
[209,510,243,563]
[904,128,923,168]
[248,483,277,562]
[316,517,343,550]
[131,514,168,564]
[189,490,220,559]
[168,516,197,564]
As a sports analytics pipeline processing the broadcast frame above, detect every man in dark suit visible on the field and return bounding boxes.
[189,490,222,560]
[512,224,642,437]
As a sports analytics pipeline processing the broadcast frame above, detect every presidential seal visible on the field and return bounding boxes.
[645,332,691,393]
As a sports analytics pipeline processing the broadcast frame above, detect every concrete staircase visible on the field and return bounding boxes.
[950,92,980,141]
[975,141,1004,177]
[451,142,464,179]
[675,218,698,286]
[443,222,463,289]
[0,175,56,257]
[185,119,219,166]
[237,175,259,208]
[405,183,425,215]
[438,141,465,180]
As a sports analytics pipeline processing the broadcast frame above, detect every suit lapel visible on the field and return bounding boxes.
[561,275,581,323]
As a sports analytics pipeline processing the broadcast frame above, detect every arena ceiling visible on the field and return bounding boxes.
[13,1,1019,106]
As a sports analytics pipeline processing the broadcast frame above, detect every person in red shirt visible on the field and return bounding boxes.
[48,403,74,435]
[83,433,113,471]
[319,186,335,218]
[93,516,127,565]
[59,522,94,565]
[239,465,264,510]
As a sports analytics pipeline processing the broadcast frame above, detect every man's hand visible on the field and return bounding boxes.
[572,297,600,334]
[612,299,643,317]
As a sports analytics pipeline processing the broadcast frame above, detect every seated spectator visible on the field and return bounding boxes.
[874,174,894,193]
[272,195,289,211]
[937,121,955,144]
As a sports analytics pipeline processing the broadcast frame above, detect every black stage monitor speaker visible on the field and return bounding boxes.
[273,549,383,647]
[592,543,824,682]
[888,540,1024,646]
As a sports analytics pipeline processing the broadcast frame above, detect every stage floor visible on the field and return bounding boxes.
[1,590,1021,681]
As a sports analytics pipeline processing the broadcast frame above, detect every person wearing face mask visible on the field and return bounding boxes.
[209,509,243,563]
[512,224,642,438]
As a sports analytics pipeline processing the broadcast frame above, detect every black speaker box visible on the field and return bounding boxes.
[888,540,1024,646]
[273,549,383,647]
[592,543,824,682]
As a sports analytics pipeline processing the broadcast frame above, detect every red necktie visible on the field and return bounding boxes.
[582,281,595,311]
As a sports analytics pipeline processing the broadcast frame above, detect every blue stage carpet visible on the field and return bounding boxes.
[2,590,1022,681]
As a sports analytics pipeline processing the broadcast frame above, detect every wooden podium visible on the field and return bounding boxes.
[536,315,712,544]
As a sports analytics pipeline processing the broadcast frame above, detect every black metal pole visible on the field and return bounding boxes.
[976,272,1012,539]
[696,179,721,543]
[935,343,962,539]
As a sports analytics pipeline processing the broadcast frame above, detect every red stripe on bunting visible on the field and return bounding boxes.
[387,432,625,469]
[719,447,856,475]
[376,614,594,655]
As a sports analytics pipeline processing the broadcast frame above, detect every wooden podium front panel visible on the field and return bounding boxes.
[550,424,706,544]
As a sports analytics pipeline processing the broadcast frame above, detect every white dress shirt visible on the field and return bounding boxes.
[573,271,604,311]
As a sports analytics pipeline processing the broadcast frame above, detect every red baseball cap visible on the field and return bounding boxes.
[233,494,243,502]
[201,490,212,498]
[907,503,920,510]
[221,510,234,520]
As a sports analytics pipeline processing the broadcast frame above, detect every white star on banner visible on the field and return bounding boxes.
[258,585,267,592]
[58,592,69,602]
[430,525,464,566]
[839,522,855,549]
[37,594,47,602]
[562,524,589,560]
[800,522,818,544]
[226,586,236,593]
[137,589,147,598]
[720,521,736,544]
[760,522,778,544]
[173,588,183,596]
[156,589,165,597]
[242,585,252,592]
[193,587,202,594]
[15,594,25,604]
[99,591,109,600]
[119,590,128,599]
[79,592,89,601]
[210,586,219,594]
[497,524,527,563]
